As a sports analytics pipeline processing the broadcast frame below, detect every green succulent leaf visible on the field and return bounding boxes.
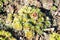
[51,6,57,11]
[0,30,16,40]
[49,33,60,40]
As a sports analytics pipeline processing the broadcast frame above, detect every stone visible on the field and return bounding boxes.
[41,0,53,10]
[54,0,60,6]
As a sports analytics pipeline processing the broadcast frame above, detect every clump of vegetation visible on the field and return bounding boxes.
[51,6,57,11]
[49,33,60,40]
[0,30,16,40]
[5,6,51,39]
[0,0,60,40]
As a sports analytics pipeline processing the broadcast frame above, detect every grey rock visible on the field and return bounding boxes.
[43,33,49,40]
[41,0,53,10]
[54,0,60,6]
[44,28,54,32]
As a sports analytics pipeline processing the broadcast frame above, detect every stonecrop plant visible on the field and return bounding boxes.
[0,0,60,40]
[49,33,60,40]
[5,6,51,39]
[0,30,16,40]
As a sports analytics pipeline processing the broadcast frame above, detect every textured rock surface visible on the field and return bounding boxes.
[41,0,53,10]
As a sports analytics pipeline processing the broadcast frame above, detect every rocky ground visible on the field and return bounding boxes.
[0,0,60,40]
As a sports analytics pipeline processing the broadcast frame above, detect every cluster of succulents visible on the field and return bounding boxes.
[5,6,51,40]
[0,30,16,40]
[49,33,60,40]
[0,0,60,40]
